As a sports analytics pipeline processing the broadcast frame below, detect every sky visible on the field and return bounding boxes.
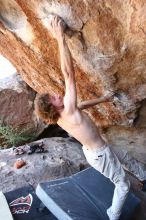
[0,55,16,79]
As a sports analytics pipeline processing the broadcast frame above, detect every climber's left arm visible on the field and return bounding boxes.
[78,93,113,110]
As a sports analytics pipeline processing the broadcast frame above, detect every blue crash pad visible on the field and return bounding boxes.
[5,185,57,220]
[36,167,140,220]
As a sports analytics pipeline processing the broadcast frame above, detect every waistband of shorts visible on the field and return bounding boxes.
[82,143,108,153]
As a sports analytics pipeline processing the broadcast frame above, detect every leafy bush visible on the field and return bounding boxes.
[0,125,36,147]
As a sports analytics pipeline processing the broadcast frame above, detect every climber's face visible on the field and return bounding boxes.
[49,94,64,110]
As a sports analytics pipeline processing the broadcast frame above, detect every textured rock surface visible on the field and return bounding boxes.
[104,99,146,165]
[0,0,146,127]
[0,137,88,192]
[0,73,45,146]
[105,126,146,164]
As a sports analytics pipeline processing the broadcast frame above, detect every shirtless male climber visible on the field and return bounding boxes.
[35,16,146,220]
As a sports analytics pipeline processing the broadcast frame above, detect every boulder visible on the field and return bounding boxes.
[0,137,88,192]
[0,0,145,127]
[105,126,146,164]
[0,73,45,147]
[104,100,146,165]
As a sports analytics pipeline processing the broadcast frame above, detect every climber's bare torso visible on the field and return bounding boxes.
[58,108,105,150]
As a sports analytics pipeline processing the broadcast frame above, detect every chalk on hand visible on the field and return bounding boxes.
[43,13,67,32]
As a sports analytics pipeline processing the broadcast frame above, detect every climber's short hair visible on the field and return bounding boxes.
[34,93,59,125]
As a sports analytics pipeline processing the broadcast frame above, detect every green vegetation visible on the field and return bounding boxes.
[0,124,36,147]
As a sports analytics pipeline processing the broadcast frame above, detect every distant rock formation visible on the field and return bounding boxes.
[0,73,46,147]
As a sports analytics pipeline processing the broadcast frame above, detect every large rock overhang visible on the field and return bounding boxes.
[0,0,146,127]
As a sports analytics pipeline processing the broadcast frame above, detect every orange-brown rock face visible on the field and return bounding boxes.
[0,0,146,127]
